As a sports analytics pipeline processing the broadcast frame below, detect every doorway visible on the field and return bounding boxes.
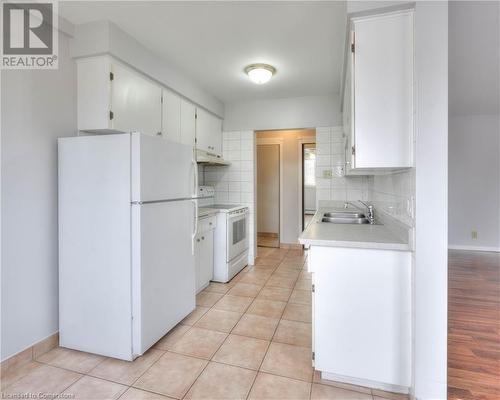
[301,143,316,231]
[256,144,280,248]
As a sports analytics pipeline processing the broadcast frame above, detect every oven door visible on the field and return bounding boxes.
[227,211,249,262]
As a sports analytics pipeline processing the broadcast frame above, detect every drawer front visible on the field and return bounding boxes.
[198,215,217,233]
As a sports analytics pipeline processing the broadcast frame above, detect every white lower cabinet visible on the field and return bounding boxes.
[195,215,216,293]
[310,245,411,392]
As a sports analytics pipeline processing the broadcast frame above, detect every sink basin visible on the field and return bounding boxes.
[323,211,366,219]
[322,217,371,224]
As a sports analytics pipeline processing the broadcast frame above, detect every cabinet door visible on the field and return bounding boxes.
[180,99,196,147]
[194,233,203,293]
[162,89,181,143]
[200,231,214,286]
[77,57,112,132]
[111,63,162,136]
[195,108,211,153]
[211,117,223,157]
[352,10,413,168]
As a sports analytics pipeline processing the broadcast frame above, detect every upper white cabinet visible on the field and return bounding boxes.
[77,57,162,136]
[161,88,181,143]
[180,99,196,147]
[195,108,222,157]
[344,10,414,174]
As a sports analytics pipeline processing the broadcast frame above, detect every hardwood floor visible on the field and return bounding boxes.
[448,250,500,400]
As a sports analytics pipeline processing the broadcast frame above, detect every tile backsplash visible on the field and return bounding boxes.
[200,131,256,262]
[368,170,415,227]
[315,126,370,204]
[315,126,415,227]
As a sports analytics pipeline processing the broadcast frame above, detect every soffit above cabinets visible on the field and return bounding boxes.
[59,1,347,102]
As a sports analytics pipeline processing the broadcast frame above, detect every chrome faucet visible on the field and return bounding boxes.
[358,200,375,224]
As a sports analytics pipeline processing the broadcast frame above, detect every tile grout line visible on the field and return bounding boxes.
[178,259,278,400]
[245,249,313,399]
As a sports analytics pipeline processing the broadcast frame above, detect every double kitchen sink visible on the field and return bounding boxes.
[321,211,379,225]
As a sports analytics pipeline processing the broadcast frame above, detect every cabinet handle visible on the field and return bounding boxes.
[157,131,162,136]
[202,236,205,240]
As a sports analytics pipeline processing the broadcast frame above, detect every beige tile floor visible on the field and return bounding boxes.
[1,247,407,400]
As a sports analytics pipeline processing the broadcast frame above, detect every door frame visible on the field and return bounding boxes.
[297,135,316,234]
[256,138,283,246]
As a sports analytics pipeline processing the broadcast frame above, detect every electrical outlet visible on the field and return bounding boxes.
[322,169,333,178]
[471,230,478,240]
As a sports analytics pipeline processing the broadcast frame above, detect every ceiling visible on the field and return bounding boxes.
[59,1,347,103]
[449,1,499,115]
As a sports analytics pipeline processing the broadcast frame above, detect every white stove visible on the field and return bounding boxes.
[197,187,249,282]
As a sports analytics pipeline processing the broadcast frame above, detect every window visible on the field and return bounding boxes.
[304,148,316,187]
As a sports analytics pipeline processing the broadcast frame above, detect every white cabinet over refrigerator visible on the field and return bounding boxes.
[77,56,162,136]
[58,133,198,361]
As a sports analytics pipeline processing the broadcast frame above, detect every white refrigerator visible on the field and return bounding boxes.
[58,133,198,361]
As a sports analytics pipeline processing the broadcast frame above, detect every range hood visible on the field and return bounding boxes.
[196,149,230,166]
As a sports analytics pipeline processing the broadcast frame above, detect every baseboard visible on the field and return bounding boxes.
[448,245,500,252]
[257,232,279,238]
[280,243,303,249]
[1,332,59,374]
[320,371,410,395]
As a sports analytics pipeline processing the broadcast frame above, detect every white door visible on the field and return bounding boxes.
[353,11,413,168]
[180,99,196,147]
[131,133,196,202]
[133,200,196,354]
[111,63,162,136]
[162,89,181,143]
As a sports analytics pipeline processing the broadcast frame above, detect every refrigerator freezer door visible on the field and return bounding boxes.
[131,133,195,202]
[131,200,196,355]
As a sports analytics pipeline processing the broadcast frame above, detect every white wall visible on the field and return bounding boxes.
[70,21,224,118]
[448,1,500,251]
[448,115,500,250]
[413,2,448,399]
[256,145,280,234]
[1,33,77,361]
[224,94,341,131]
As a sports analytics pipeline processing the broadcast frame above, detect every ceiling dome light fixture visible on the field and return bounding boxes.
[245,64,276,84]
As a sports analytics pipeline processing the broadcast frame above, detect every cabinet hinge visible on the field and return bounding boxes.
[350,31,355,53]
[194,138,197,143]
[351,42,355,53]
[109,72,114,81]
[312,352,315,361]
[351,146,356,156]
[161,96,163,104]
[312,284,315,293]
[109,111,114,120]
[195,111,197,119]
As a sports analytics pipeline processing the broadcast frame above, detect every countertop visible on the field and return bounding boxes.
[299,205,411,251]
[198,207,218,218]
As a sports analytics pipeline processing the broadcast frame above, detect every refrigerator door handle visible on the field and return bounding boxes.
[191,199,198,255]
[191,159,198,198]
